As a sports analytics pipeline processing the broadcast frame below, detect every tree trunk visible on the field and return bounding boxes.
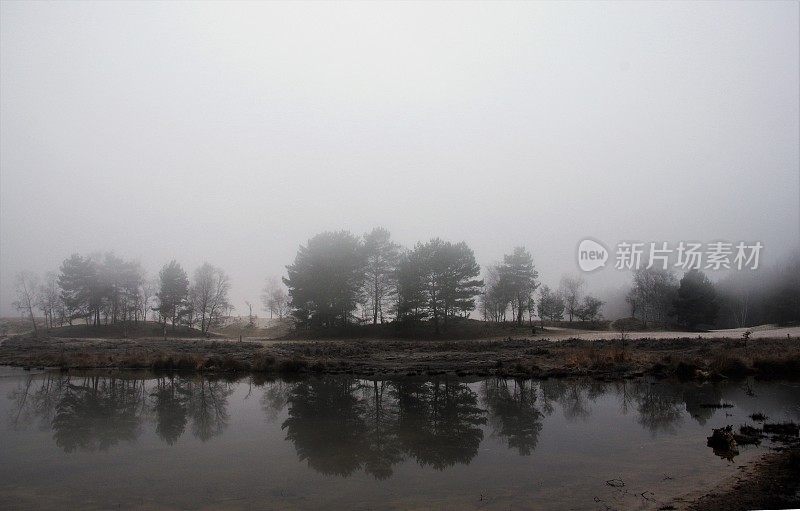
[373,274,379,325]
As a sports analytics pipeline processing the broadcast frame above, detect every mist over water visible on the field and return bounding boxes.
[1,2,798,316]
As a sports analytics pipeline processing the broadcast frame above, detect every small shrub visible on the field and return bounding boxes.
[752,356,800,379]
[674,360,699,379]
[252,351,276,372]
[278,357,308,373]
[710,356,750,378]
[202,355,247,372]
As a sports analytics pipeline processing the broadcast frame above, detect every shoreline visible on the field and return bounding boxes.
[1,334,798,380]
[677,446,800,510]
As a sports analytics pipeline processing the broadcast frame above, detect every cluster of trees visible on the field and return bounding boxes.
[13,253,150,335]
[480,247,539,325]
[714,253,800,328]
[283,228,482,333]
[13,253,232,335]
[620,253,800,330]
[284,229,609,333]
[483,269,604,325]
[622,267,721,330]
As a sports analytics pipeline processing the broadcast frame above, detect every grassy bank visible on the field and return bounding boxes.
[1,334,798,380]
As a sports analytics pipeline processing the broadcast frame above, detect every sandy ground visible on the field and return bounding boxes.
[532,325,800,341]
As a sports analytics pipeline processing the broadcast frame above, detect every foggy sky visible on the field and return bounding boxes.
[1,1,798,317]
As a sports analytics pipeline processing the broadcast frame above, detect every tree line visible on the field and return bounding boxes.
[10,228,609,335]
[621,251,800,330]
[283,228,483,333]
[282,228,608,332]
[12,230,798,335]
[13,253,232,335]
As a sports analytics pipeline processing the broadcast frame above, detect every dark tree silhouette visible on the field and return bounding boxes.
[157,260,189,328]
[396,239,482,333]
[673,269,719,329]
[284,231,366,328]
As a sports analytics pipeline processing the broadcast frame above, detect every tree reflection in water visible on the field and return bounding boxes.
[393,380,486,470]
[5,372,748,471]
[481,379,544,455]
[6,373,235,450]
[280,378,485,478]
[52,375,145,452]
[151,376,190,444]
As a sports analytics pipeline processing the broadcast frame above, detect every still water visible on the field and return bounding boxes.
[1,366,798,510]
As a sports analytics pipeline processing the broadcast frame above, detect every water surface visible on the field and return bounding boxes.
[1,367,798,510]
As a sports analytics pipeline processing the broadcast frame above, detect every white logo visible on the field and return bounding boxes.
[578,239,608,272]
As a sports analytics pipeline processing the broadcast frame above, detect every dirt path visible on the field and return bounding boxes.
[524,325,800,341]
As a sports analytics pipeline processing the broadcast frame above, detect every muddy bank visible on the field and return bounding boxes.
[1,335,798,380]
[675,446,800,510]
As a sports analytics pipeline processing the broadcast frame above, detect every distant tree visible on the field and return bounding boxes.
[625,287,640,318]
[480,264,512,322]
[362,227,401,324]
[13,271,39,335]
[189,263,231,334]
[537,285,565,322]
[57,254,97,325]
[575,295,604,322]
[396,239,482,333]
[672,270,718,330]
[716,272,755,328]
[630,268,678,327]
[141,278,158,322]
[36,272,61,330]
[498,247,539,325]
[100,253,127,324]
[284,231,366,327]
[762,255,800,325]
[261,277,290,320]
[157,260,189,328]
[559,275,585,322]
[113,257,145,325]
[245,301,255,327]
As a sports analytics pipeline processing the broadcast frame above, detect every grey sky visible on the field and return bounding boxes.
[1,1,798,316]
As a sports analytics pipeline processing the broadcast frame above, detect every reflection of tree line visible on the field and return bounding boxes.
[8,374,732,476]
[280,379,487,479]
[8,374,235,450]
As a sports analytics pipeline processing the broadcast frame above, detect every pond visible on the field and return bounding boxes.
[1,367,798,510]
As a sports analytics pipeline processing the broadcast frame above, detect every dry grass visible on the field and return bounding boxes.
[2,334,799,380]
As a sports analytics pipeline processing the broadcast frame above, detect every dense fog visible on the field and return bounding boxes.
[1,2,798,319]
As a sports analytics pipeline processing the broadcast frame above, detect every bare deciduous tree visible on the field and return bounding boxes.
[190,263,231,335]
[261,277,290,320]
[36,272,61,330]
[14,271,39,335]
[559,274,585,322]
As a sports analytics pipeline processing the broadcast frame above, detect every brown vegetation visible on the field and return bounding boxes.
[1,333,798,380]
